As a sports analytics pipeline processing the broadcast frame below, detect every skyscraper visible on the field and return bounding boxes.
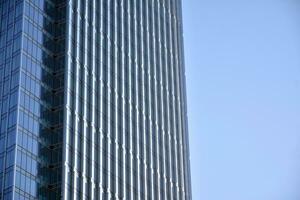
[0,0,191,199]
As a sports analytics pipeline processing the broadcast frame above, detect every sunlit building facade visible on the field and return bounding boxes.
[0,0,191,199]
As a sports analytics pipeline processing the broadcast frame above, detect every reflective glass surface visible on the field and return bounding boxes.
[0,0,191,199]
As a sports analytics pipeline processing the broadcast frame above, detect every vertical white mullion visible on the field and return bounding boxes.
[162,2,173,199]
[81,0,89,198]
[173,2,186,197]
[158,1,164,198]
[161,3,169,200]
[90,0,96,199]
[168,0,179,198]
[72,1,81,199]
[132,0,141,199]
[113,0,119,199]
[172,0,181,197]
[171,2,180,197]
[127,1,134,199]
[157,1,167,199]
[120,1,127,199]
[167,3,174,200]
[98,0,104,199]
[151,0,160,199]
[146,1,154,199]
[170,22,180,200]
[62,0,73,199]
[106,0,112,198]
[139,2,148,199]
[176,31,185,200]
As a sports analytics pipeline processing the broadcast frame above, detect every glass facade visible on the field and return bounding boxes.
[0,0,191,199]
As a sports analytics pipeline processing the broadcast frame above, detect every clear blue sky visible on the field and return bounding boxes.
[183,0,300,199]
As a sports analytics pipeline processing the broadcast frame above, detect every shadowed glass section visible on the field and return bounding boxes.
[0,0,66,199]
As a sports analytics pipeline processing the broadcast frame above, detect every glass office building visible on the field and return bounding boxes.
[0,0,191,199]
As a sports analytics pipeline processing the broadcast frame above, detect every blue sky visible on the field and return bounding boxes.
[183,0,300,199]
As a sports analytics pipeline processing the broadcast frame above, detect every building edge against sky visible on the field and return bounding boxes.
[0,0,191,199]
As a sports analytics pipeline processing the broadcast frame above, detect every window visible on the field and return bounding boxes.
[13,35,21,53]
[1,116,7,134]
[9,90,18,108]
[5,149,15,167]
[14,19,22,34]
[8,109,16,128]
[6,27,13,42]
[15,2,23,18]
[4,171,13,188]
[10,72,19,89]
[6,129,16,148]
[11,53,20,71]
